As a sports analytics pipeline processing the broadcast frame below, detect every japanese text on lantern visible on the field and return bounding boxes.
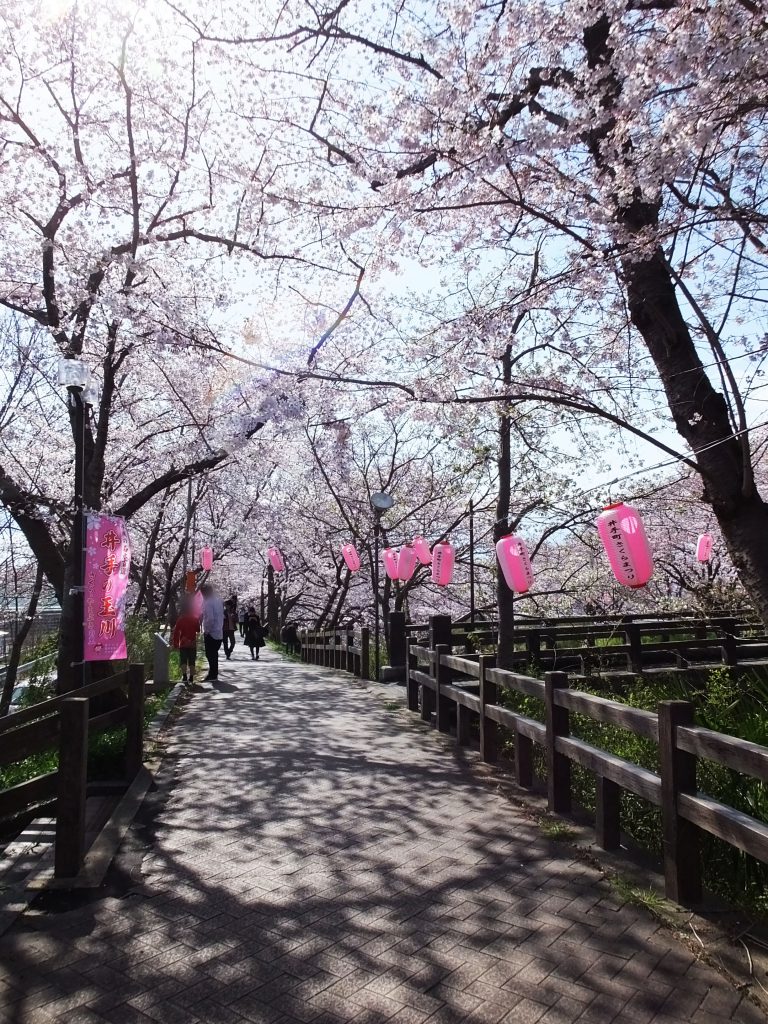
[84,514,131,661]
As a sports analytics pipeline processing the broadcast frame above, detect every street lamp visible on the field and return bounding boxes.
[58,357,96,689]
[370,491,393,681]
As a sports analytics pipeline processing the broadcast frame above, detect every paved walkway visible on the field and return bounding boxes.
[0,649,763,1024]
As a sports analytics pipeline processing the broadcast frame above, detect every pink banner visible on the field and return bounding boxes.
[84,513,131,661]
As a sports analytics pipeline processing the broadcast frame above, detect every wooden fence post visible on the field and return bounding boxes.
[658,700,702,904]
[55,696,89,879]
[435,644,452,733]
[626,623,643,674]
[596,776,621,850]
[720,619,737,666]
[406,640,419,711]
[479,655,498,763]
[422,649,437,723]
[361,627,370,680]
[125,663,146,782]
[429,614,452,649]
[526,630,541,667]
[345,629,353,673]
[544,670,571,813]
[389,611,407,676]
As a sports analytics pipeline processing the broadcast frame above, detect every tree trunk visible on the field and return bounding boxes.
[0,563,45,716]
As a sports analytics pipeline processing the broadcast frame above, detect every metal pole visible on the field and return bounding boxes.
[70,386,86,688]
[374,515,381,682]
[469,498,475,623]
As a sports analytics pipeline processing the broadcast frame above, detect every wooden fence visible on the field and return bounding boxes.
[404,610,768,677]
[401,614,768,904]
[0,664,146,878]
[300,626,371,679]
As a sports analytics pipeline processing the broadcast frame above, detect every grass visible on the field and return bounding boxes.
[609,875,667,914]
[539,818,578,841]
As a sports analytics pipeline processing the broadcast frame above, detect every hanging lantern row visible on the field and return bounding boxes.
[324,504,716,596]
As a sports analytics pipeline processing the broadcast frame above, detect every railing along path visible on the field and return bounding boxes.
[0,664,146,878]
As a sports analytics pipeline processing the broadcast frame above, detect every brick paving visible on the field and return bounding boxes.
[0,648,764,1024]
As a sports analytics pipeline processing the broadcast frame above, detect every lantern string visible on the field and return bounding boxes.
[568,417,767,517]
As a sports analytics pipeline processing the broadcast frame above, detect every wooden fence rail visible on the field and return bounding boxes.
[0,664,146,878]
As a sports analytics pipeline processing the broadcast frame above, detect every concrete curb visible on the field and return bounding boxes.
[0,678,187,932]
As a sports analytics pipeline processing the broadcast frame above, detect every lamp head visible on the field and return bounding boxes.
[370,491,394,512]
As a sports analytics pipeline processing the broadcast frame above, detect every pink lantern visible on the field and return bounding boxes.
[397,545,417,581]
[382,548,399,580]
[431,540,455,586]
[696,534,713,562]
[341,543,361,572]
[596,502,653,589]
[495,535,534,594]
[200,546,213,572]
[268,546,285,572]
[413,536,432,565]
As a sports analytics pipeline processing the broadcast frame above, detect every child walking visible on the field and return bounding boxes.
[172,598,200,684]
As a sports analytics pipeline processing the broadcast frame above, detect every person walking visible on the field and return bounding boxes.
[244,608,265,661]
[223,598,238,659]
[200,583,225,681]
[238,605,247,637]
[172,598,199,685]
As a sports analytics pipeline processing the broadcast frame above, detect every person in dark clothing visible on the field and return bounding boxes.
[281,622,300,655]
[244,608,265,660]
[223,598,238,659]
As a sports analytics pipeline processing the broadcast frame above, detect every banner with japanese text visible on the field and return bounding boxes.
[84,513,131,661]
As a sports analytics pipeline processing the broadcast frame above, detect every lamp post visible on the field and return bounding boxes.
[370,491,393,681]
[58,358,97,690]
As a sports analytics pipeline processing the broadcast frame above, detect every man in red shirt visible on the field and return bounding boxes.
[172,598,199,685]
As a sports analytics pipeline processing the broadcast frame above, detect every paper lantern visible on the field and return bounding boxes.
[383,547,399,580]
[413,536,432,565]
[268,546,285,572]
[696,534,713,562]
[185,570,196,593]
[341,543,361,572]
[496,535,534,594]
[431,541,455,586]
[201,546,213,572]
[397,545,417,581]
[596,502,653,588]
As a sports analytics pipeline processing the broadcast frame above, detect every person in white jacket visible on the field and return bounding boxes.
[200,583,225,681]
